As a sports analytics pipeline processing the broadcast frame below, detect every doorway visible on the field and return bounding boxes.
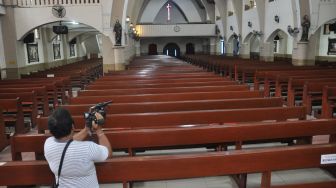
[148,44,158,55]
[163,43,180,57]
[186,43,195,54]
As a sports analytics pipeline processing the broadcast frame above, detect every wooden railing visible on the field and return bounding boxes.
[16,0,100,7]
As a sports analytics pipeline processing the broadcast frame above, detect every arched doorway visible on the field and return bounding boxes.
[266,29,289,62]
[228,33,240,56]
[186,43,195,54]
[148,44,158,55]
[163,43,180,57]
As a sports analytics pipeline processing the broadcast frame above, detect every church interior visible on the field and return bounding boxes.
[1,0,336,187]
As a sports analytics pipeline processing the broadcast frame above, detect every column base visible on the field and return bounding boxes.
[1,68,19,79]
[260,56,274,62]
[115,63,126,71]
[240,54,250,59]
[103,64,126,73]
[103,64,115,73]
[292,59,315,66]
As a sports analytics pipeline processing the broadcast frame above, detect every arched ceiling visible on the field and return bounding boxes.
[137,0,211,24]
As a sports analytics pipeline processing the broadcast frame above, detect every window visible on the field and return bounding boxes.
[221,40,225,55]
[274,40,279,53]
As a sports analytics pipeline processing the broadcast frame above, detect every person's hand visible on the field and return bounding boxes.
[91,112,104,132]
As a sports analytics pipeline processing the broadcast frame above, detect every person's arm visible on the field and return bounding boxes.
[73,126,89,141]
[91,112,112,158]
[95,127,112,158]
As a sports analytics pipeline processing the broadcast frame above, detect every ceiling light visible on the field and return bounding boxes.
[126,16,130,23]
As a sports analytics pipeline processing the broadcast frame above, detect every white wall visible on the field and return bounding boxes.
[0,1,5,15]
[264,0,294,42]
[0,19,5,70]
[226,0,239,38]
[309,0,336,34]
[250,36,260,52]
[215,5,224,37]
[83,35,100,54]
[140,37,205,55]
[137,24,216,37]
[14,5,103,40]
[153,2,188,24]
[242,7,260,42]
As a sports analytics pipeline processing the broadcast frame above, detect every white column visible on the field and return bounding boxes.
[210,37,216,55]
[113,46,126,71]
[0,19,6,79]
[135,40,141,56]
[225,42,233,56]
[260,42,274,62]
[102,35,116,73]
[239,42,250,59]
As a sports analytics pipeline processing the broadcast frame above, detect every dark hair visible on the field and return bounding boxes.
[48,108,74,139]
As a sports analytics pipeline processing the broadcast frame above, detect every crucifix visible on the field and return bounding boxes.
[166,3,172,21]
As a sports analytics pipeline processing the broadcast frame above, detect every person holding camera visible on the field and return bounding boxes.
[44,108,112,188]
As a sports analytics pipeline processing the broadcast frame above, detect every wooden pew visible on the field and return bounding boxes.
[78,85,249,96]
[0,98,25,134]
[302,82,336,115]
[70,90,264,104]
[0,108,6,151]
[97,73,217,81]
[94,77,226,84]
[37,106,306,133]
[0,87,49,115]
[254,69,336,97]
[287,78,336,107]
[61,97,284,115]
[0,92,38,127]
[321,86,336,118]
[86,80,238,90]
[0,82,58,108]
[12,119,336,160]
[0,77,71,104]
[274,74,336,98]
[1,144,336,187]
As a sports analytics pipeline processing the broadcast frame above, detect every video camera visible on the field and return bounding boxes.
[84,101,112,128]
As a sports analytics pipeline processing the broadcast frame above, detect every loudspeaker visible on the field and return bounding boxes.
[53,25,68,34]
[330,23,336,32]
[23,33,35,43]
[69,38,77,44]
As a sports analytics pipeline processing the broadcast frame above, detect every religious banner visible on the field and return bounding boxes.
[69,44,75,57]
[53,43,61,60]
[328,38,336,55]
[27,43,39,63]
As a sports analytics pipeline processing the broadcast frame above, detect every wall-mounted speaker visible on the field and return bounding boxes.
[53,25,68,34]
[23,33,35,43]
[69,38,77,44]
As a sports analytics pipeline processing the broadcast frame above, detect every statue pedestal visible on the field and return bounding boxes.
[113,46,126,71]
[292,42,315,66]
[102,35,126,73]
